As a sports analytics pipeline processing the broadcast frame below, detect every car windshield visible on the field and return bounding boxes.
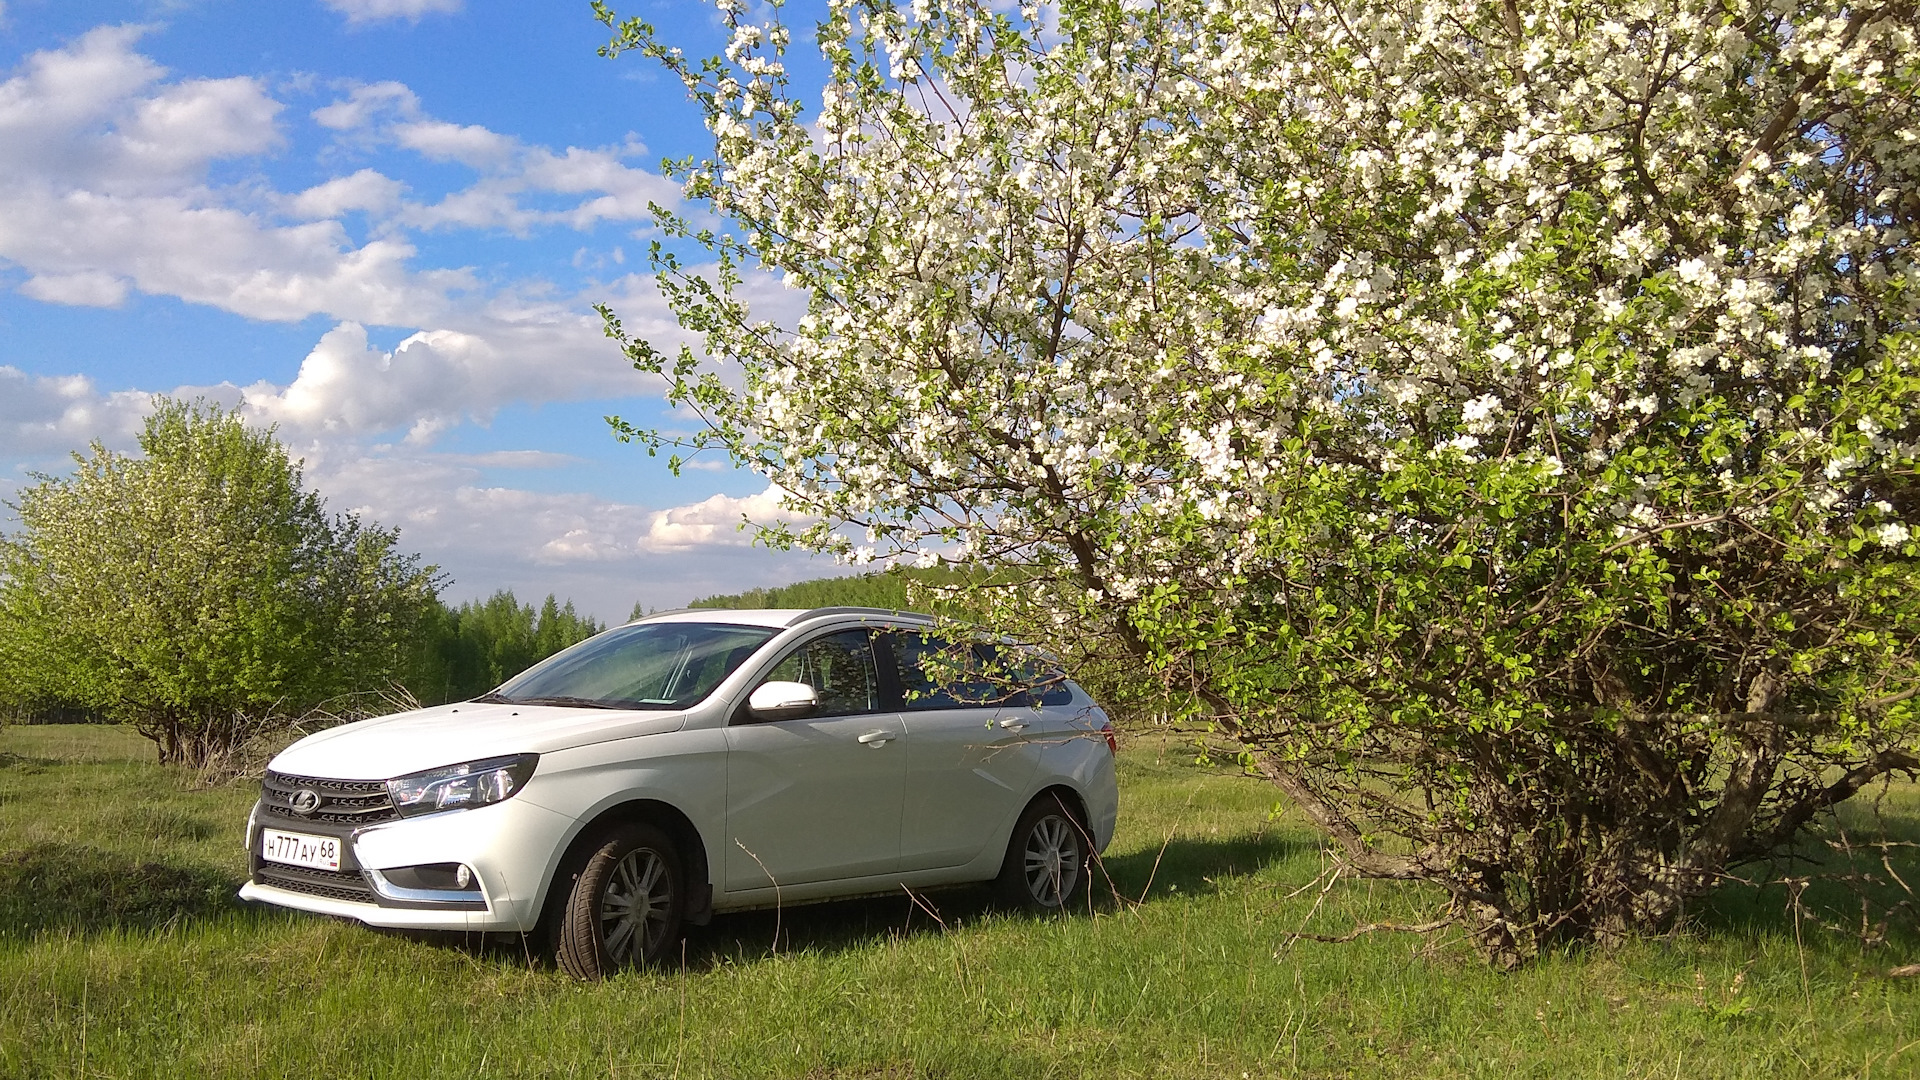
[486,622,778,710]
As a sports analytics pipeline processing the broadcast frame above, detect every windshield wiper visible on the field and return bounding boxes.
[469,692,515,704]
[510,695,621,710]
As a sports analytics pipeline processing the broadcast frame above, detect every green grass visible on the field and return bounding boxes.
[2,724,1917,1078]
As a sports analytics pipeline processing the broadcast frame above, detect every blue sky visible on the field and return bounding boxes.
[0,0,840,620]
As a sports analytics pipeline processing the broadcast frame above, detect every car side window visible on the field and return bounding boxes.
[889,633,1002,709]
[755,629,880,718]
[985,645,1075,707]
[888,633,1076,710]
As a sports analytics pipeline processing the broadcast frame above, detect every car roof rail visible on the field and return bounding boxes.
[789,606,933,625]
[624,607,696,624]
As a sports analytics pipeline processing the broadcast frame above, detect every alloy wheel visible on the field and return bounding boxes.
[600,847,672,964]
[1022,813,1081,906]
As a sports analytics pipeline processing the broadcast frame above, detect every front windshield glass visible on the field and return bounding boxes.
[489,622,778,710]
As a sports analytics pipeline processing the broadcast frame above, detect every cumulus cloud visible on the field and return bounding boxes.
[308,451,830,619]
[435,450,584,469]
[19,269,128,306]
[0,30,454,324]
[313,82,674,233]
[641,484,811,553]
[289,168,406,219]
[116,74,283,174]
[0,31,681,330]
[311,80,416,130]
[0,367,837,619]
[394,118,515,167]
[0,27,281,195]
[238,287,670,441]
[320,0,464,25]
[0,366,155,456]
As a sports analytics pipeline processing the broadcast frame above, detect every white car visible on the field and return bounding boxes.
[240,607,1119,979]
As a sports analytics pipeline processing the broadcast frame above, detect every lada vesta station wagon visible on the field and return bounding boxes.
[241,607,1119,979]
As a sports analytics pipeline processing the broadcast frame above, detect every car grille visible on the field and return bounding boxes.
[253,863,378,904]
[261,770,399,825]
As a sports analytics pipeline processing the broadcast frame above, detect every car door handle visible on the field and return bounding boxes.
[857,730,894,746]
[997,717,1030,731]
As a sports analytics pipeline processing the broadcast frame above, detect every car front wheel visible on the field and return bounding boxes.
[996,794,1089,912]
[554,822,684,979]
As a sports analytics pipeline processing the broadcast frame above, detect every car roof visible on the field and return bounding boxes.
[628,607,935,630]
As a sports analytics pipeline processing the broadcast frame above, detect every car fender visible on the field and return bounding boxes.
[515,727,729,923]
[1027,727,1119,854]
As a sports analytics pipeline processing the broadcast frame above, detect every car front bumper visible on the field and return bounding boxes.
[238,793,575,933]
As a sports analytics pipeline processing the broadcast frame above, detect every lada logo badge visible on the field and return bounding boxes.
[291,789,321,815]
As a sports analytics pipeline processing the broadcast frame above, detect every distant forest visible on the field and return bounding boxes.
[403,591,604,705]
[675,566,978,617]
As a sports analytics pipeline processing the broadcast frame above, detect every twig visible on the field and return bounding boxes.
[733,839,781,956]
[1137,788,1200,905]
[900,884,948,932]
[1276,863,1347,953]
[1789,877,1812,1009]
[1280,917,1452,945]
[674,939,687,1079]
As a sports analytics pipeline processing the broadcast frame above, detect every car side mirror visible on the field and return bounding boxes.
[747,680,820,722]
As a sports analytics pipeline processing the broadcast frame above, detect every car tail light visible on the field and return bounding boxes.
[1100,721,1117,755]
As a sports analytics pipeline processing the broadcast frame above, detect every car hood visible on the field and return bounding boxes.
[266,701,690,781]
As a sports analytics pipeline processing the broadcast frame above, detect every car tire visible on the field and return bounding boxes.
[554,821,684,980]
[995,793,1090,913]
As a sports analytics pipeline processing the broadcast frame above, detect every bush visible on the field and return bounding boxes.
[0,399,442,766]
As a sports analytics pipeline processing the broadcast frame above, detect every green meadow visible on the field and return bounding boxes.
[2,723,1916,1079]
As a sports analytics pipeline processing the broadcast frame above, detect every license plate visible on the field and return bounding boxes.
[261,828,341,871]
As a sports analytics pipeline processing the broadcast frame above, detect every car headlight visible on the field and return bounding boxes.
[388,754,539,818]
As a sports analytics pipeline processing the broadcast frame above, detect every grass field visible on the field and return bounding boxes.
[2,723,1917,1079]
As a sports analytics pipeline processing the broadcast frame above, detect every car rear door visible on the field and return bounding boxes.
[723,627,906,890]
[887,633,1044,872]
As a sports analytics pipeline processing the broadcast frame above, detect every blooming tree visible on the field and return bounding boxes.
[596,0,1920,962]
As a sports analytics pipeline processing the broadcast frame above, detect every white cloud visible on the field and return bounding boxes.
[392,131,673,234]
[116,75,282,174]
[239,296,660,441]
[641,484,810,553]
[0,368,837,619]
[0,190,455,323]
[320,0,464,25]
[19,269,128,306]
[0,32,682,332]
[0,366,153,456]
[310,81,672,233]
[0,28,282,195]
[0,24,841,617]
[289,168,406,218]
[306,450,831,619]
[0,30,453,324]
[394,118,515,167]
[311,80,416,130]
